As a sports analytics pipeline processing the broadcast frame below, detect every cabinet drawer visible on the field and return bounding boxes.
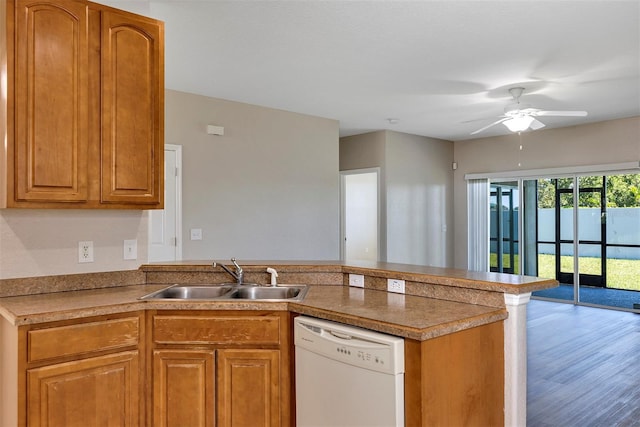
[153,315,281,345]
[28,317,140,362]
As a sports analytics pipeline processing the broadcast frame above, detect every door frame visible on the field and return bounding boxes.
[147,144,183,261]
[340,168,381,262]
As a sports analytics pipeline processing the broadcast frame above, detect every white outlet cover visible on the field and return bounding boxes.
[78,241,94,263]
[387,278,405,294]
[348,274,365,288]
[190,228,203,240]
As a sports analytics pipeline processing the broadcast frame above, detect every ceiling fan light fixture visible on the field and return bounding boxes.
[503,115,534,132]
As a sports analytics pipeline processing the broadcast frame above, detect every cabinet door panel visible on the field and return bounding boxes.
[101,10,163,206]
[153,350,215,427]
[14,0,88,202]
[27,351,139,427]
[217,349,280,427]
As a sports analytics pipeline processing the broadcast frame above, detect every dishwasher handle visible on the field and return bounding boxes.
[298,322,391,350]
[329,330,353,340]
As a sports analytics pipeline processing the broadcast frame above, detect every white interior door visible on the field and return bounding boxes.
[148,144,182,262]
[341,170,379,262]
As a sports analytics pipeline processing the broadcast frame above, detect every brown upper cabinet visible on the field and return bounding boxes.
[0,0,164,209]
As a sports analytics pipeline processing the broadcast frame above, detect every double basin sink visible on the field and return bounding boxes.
[140,283,308,302]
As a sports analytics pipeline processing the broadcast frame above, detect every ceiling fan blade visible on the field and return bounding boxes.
[529,118,546,130]
[535,110,588,117]
[470,118,509,135]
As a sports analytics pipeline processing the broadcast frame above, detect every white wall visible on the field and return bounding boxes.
[165,90,340,260]
[453,116,640,269]
[340,130,454,267]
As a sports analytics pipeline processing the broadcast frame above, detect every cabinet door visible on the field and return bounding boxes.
[27,351,140,427]
[153,349,215,427]
[100,10,163,206]
[14,0,89,203]
[217,349,280,427]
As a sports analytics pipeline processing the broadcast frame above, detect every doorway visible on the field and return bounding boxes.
[148,144,182,262]
[341,169,379,262]
[555,177,606,288]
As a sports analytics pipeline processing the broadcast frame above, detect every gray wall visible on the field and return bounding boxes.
[340,130,454,267]
[166,90,340,260]
[340,131,388,261]
[453,116,640,269]
[0,90,340,280]
[0,209,148,279]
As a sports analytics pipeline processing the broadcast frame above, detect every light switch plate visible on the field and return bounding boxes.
[123,239,137,260]
[190,228,203,240]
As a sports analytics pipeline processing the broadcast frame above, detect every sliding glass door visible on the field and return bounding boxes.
[490,181,519,274]
[489,173,640,311]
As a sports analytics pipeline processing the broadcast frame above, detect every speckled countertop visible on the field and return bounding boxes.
[0,260,559,340]
[0,284,507,341]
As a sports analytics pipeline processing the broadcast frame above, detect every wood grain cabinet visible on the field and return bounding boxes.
[0,312,145,427]
[0,0,164,209]
[149,311,291,427]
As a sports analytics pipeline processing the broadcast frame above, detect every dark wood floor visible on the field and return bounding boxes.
[527,299,640,427]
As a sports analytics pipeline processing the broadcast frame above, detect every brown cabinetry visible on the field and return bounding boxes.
[149,311,291,427]
[1,0,164,209]
[404,321,505,427]
[217,349,281,427]
[27,351,140,427]
[0,312,145,427]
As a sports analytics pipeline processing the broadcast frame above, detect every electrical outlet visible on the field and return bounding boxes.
[348,274,365,288]
[190,228,203,240]
[387,278,405,294]
[78,241,94,263]
[123,239,137,260]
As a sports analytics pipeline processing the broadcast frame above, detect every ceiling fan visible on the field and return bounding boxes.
[470,87,588,135]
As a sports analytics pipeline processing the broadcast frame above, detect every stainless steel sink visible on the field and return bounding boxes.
[139,284,308,301]
[230,285,305,300]
[139,284,235,300]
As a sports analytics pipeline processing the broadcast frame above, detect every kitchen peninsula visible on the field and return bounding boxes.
[0,261,557,426]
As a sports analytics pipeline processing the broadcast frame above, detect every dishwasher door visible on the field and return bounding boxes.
[294,316,404,427]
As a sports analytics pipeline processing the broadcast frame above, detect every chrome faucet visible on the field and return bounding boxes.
[213,257,244,285]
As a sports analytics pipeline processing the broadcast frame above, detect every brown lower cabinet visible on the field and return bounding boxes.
[148,310,292,427]
[404,320,505,427]
[0,312,145,427]
[1,307,502,427]
[27,351,141,426]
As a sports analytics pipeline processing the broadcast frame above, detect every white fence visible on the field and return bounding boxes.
[538,208,639,259]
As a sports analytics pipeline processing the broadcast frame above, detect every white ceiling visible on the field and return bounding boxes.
[100,0,640,141]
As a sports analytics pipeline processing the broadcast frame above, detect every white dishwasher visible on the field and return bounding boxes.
[294,316,404,427]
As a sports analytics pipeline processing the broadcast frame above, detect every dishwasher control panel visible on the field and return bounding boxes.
[294,316,404,375]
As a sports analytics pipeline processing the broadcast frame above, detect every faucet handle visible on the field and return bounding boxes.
[231,258,244,284]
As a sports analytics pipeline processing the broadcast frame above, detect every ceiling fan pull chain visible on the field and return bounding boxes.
[518,132,524,168]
